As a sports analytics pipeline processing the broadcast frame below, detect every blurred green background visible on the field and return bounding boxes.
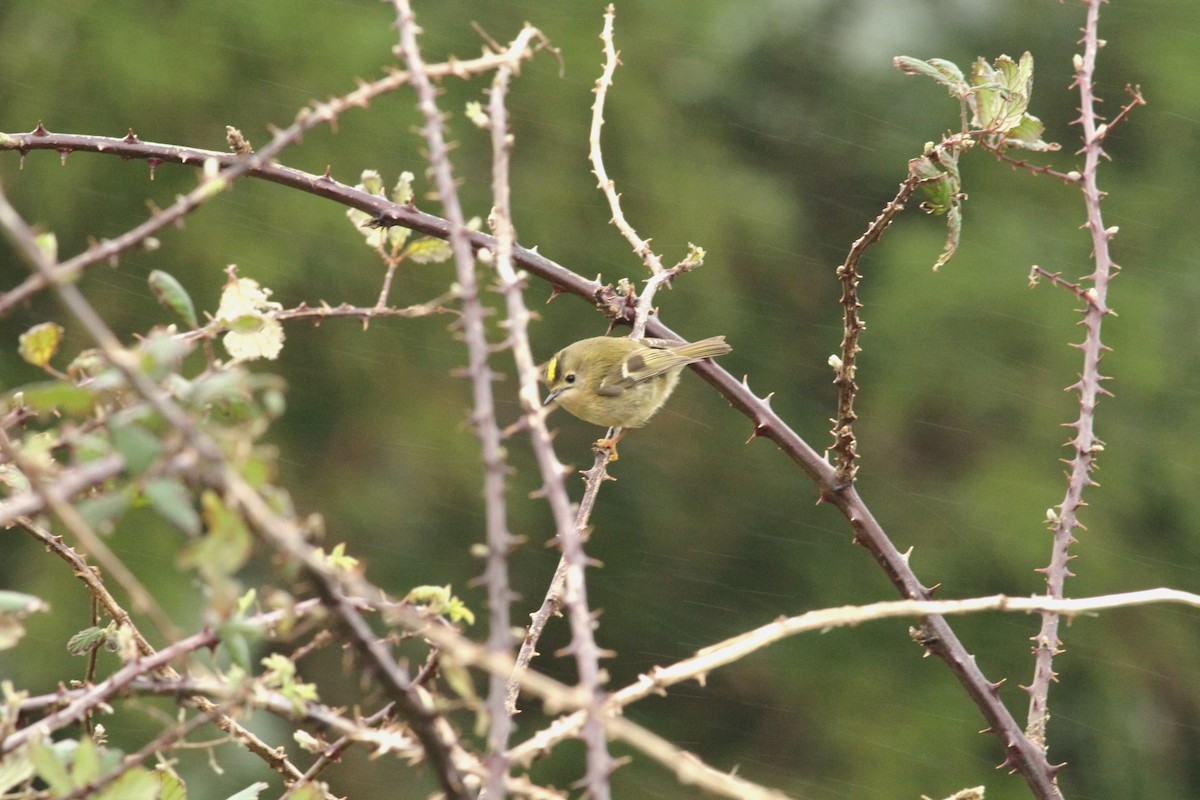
[2,1,1199,798]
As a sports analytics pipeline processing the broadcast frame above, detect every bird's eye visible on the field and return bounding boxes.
[565,373,576,384]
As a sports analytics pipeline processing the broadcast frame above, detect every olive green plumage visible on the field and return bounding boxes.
[542,335,731,433]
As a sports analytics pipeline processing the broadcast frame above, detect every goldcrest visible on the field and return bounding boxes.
[542,335,731,459]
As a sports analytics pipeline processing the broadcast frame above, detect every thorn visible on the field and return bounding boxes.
[58,148,71,165]
[147,158,161,180]
[32,121,49,137]
[745,423,766,444]
[122,128,139,144]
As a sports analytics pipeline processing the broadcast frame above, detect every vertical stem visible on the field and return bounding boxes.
[480,21,553,796]
[1026,0,1117,757]
[390,2,519,795]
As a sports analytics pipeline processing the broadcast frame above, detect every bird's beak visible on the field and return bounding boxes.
[543,388,563,406]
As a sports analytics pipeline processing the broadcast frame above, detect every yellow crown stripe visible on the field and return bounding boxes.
[546,354,560,384]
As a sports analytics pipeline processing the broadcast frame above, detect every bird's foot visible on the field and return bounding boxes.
[593,437,620,462]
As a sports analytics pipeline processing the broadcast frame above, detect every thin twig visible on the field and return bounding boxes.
[477,19,557,797]
[588,5,662,278]
[511,587,1200,766]
[502,383,619,790]
[606,715,790,800]
[475,18,577,725]
[1024,0,1134,763]
[828,177,919,485]
[0,40,549,314]
[560,447,617,796]
[981,146,1081,184]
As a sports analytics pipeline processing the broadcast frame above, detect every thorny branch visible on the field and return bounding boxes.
[509,587,1200,764]
[1023,0,1141,760]
[473,15,567,799]
[588,4,662,279]
[828,177,920,485]
[0,36,551,315]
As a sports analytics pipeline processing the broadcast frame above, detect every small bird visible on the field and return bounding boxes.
[542,334,731,460]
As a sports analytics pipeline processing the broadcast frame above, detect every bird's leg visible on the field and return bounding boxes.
[593,426,629,462]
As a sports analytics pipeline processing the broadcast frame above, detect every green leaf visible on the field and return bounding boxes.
[1003,113,1059,152]
[157,769,189,800]
[220,630,252,671]
[144,477,201,536]
[179,491,251,577]
[0,747,36,793]
[909,147,964,272]
[67,626,110,656]
[391,171,414,205]
[223,783,269,800]
[78,489,133,534]
[285,785,326,800]
[261,654,318,713]
[909,154,952,213]
[440,654,479,707]
[148,270,199,328]
[108,420,162,476]
[66,349,107,381]
[70,736,100,786]
[314,542,358,572]
[138,332,193,380]
[18,322,64,368]
[970,52,1034,133]
[447,595,475,626]
[188,369,251,417]
[34,232,58,264]
[358,169,384,195]
[0,592,49,650]
[405,237,453,264]
[16,380,96,417]
[933,203,963,272]
[29,741,72,795]
[893,56,966,94]
[0,591,49,616]
[0,592,48,649]
[98,766,159,800]
[0,617,24,650]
